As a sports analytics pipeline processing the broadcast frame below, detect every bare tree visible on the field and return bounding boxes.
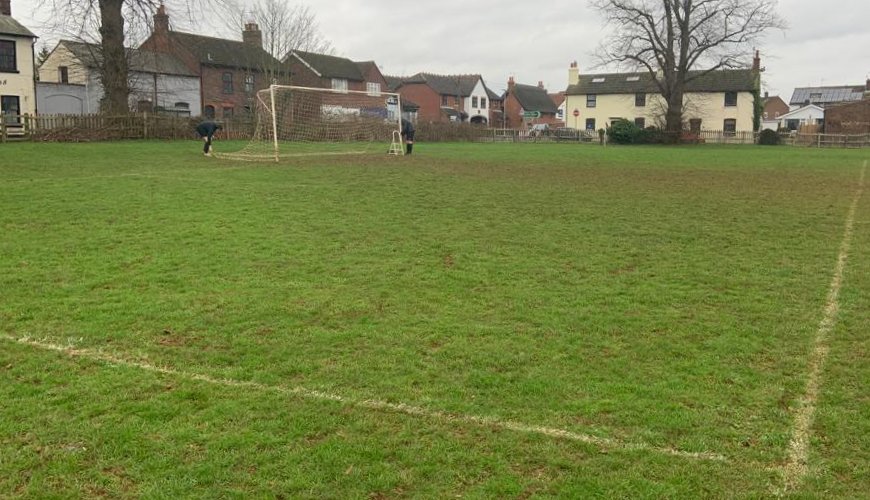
[592,0,785,138]
[36,0,228,114]
[222,0,333,61]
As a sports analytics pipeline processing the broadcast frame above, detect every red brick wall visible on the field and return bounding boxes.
[825,100,870,134]
[398,84,448,123]
[763,97,789,120]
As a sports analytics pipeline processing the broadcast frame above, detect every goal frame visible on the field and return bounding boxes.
[261,84,405,161]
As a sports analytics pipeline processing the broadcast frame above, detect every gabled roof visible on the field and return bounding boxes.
[778,104,825,120]
[789,86,865,106]
[289,50,364,81]
[0,15,36,38]
[402,73,483,97]
[384,75,404,92]
[566,69,756,95]
[511,83,558,114]
[56,40,196,77]
[550,92,566,107]
[485,84,503,101]
[170,31,279,70]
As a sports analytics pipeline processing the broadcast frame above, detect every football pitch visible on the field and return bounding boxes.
[1,141,867,497]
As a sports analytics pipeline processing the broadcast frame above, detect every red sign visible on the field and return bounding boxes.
[572,109,580,117]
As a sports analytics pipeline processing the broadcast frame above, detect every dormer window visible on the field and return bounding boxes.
[592,77,606,83]
[626,76,640,82]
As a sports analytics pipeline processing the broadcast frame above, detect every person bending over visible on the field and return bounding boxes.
[196,120,223,156]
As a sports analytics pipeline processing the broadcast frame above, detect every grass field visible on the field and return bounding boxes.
[1,141,867,498]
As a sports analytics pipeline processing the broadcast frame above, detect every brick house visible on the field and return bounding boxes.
[391,73,498,124]
[761,93,789,130]
[503,78,559,129]
[140,4,284,119]
[790,84,866,109]
[285,50,372,92]
[824,81,870,134]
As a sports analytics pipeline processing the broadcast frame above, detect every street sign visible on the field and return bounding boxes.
[573,109,580,117]
[523,111,541,119]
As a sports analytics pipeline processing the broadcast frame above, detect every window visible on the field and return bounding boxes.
[586,94,597,108]
[472,96,478,108]
[223,107,234,119]
[585,118,596,130]
[481,97,487,109]
[635,117,646,128]
[591,77,606,83]
[724,91,737,107]
[58,66,69,84]
[1,96,21,124]
[366,82,381,96]
[626,76,640,82]
[809,92,822,101]
[204,105,215,119]
[723,118,737,136]
[244,74,254,94]
[222,72,233,94]
[689,118,702,133]
[331,78,348,92]
[174,102,189,110]
[635,93,646,107]
[441,95,449,106]
[0,41,16,72]
[763,112,768,119]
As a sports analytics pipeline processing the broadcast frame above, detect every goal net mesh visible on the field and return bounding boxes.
[217,85,403,161]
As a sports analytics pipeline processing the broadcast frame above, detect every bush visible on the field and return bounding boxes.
[607,119,643,144]
[758,128,780,145]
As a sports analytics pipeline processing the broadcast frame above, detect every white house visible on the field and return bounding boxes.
[0,1,37,125]
[38,40,201,115]
[777,104,825,131]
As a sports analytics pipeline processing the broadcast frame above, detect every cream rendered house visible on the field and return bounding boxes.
[0,1,37,125]
[563,60,760,134]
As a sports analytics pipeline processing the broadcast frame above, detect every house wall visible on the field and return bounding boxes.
[463,80,490,123]
[359,64,388,94]
[38,44,89,85]
[763,97,789,121]
[129,72,201,116]
[200,65,266,118]
[504,88,559,129]
[396,83,445,123]
[564,91,755,131]
[36,82,88,114]
[777,106,825,130]
[824,100,870,134]
[0,34,36,117]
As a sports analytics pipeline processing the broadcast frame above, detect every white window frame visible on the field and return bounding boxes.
[366,82,381,96]
[332,78,349,93]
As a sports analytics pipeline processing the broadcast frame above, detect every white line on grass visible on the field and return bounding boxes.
[778,160,867,495]
[0,334,725,462]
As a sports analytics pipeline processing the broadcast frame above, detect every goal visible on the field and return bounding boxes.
[217,85,404,161]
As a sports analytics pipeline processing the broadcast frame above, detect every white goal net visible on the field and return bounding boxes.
[217,85,404,161]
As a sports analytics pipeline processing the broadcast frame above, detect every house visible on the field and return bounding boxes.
[285,50,371,92]
[790,85,866,110]
[487,87,504,128]
[775,104,825,131]
[563,57,760,133]
[37,40,200,115]
[140,4,285,119]
[550,91,567,126]
[392,73,496,124]
[0,0,37,125]
[824,82,870,134]
[761,93,789,130]
[502,78,559,129]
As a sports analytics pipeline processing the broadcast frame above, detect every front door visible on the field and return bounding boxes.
[1,95,21,125]
[689,118,702,134]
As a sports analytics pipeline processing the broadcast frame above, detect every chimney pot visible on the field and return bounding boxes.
[243,22,263,48]
[154,3,170,34]
[1,0,11,16]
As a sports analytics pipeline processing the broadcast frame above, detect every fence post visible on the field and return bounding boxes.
[0,120,6,143]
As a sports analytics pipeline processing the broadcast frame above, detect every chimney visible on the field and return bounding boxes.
[243,22,263,48]
[1,0,11,16]
[568,61,579,86]
[154,3,169,35]
[538,80,545,89]
[752,50,761,72]
[508,76,516,89]
[865,79,870,100]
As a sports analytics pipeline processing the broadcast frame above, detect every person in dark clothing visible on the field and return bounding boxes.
[401,118,415,155]
[196,121,223,156]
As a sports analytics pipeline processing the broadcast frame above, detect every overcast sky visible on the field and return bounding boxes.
[12,0,870,100]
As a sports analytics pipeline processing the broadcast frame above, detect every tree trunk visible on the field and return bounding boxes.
[99,0,129,114]
[664,89,684,143]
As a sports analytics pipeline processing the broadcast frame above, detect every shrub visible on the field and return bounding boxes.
[758,128,780,145]
[607,119,643,144]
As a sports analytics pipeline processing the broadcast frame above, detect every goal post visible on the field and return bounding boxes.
[217,84,405,162]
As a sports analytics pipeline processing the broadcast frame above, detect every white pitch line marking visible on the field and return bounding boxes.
[778,160,867,495]
[0,334,725,462]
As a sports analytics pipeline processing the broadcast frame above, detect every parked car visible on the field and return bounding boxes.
[553,127,593,142]
[528,123,550,137]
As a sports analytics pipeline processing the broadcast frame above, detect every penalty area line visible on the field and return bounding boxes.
[0,334,725,462]
[777,160,867,495]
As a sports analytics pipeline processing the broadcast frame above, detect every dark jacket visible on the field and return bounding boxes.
[196,121,222,138]
[401,118,415,135]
